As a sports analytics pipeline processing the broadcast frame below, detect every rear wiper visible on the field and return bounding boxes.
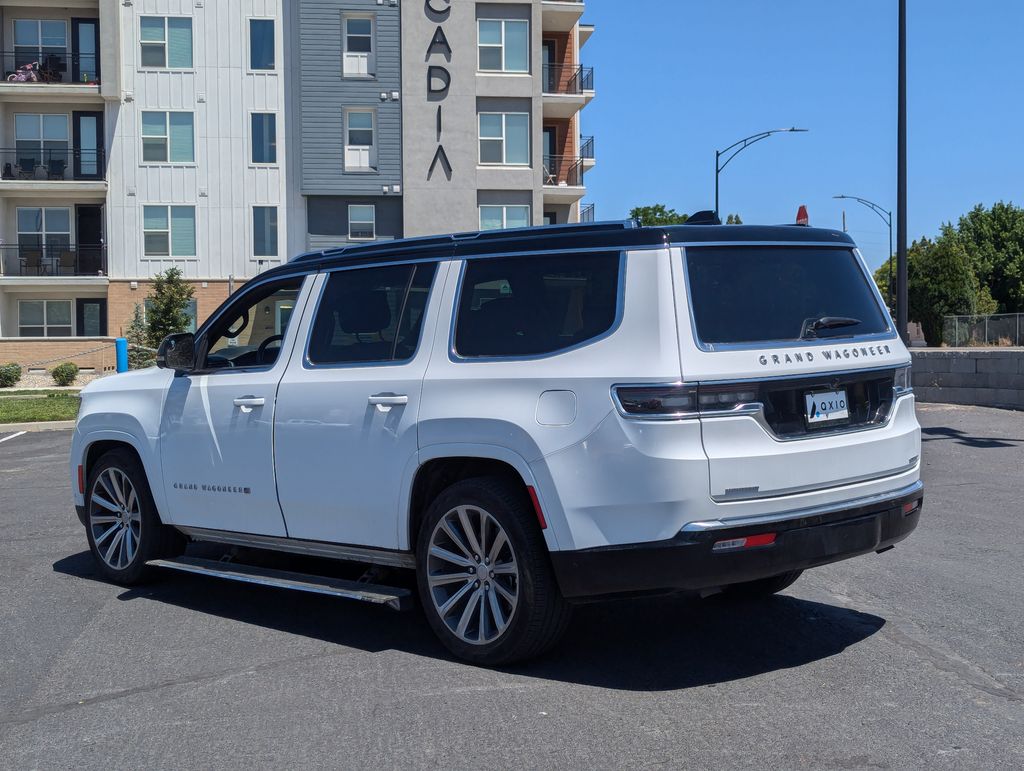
[800,316,861,339]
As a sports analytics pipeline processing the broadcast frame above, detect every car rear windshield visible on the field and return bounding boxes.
[684,246,890,346]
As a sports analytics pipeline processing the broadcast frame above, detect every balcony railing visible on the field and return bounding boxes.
[0,148,106,182]
[580,135,594,159]
[2,52,100,84]
[542,64,594,95]
[0,244,107,277]
[580,203,595,222]
[543,155,583,187]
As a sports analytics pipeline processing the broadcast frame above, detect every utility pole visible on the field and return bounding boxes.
[896,0,909,344]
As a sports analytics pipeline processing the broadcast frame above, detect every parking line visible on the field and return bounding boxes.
[0,431,27,444]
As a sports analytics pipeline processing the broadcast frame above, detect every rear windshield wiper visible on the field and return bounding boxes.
[800,316,861,339]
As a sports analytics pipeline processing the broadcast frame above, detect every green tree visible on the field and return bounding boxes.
[725,213,743,224]
[906,234,985,346]
[145,267,195,349]
[126,303,155,369]
[629,204,688,226]
[949,202,1024,312]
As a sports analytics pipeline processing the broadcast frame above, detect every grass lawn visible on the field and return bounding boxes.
[0,392,80,423]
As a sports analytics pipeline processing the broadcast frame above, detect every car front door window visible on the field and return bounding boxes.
[204,279,302,370]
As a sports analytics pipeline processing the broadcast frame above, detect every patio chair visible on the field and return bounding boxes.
[47,158,67,180]
[18,247,45,275]
[55,248,76,275]
[17,158,37,179]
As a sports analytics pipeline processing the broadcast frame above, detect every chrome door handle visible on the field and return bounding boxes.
[368,394,408,412]
[233,396,265,412]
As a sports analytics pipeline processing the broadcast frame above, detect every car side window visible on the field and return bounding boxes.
[203,277,304,370]
[454,253,621,357]
[307,262,438,365]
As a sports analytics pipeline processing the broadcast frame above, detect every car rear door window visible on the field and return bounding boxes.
[307,262,438,365]
[455,253,621,357]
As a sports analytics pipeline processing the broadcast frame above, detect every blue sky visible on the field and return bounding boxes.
[580,0,1024,270]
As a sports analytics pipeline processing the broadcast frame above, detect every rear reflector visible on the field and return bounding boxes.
[77,464,84,495]
[527,486,547,530]
[901,499,921,515]
[712,532,777,552]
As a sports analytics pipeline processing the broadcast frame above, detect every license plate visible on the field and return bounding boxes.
[805,389,849,424]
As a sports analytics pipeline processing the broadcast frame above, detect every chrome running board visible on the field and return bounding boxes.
[174,526,416,569]
[146,556,412,611]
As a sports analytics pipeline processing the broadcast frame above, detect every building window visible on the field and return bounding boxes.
[479,113,529,165]
[143,205,196,257]
[253,207,278,257]
[141,112,194,163]
[144,298,197,334]
[249,19,276,70]
[478,20,528,73]
[17,208,71,262]
[251,113,277,164]
[15,114,68,175]
[14,19,67,71]
[19,300,72,337]
[140,16,193,68]
[343,15,375,77]
[348,205,375,240]
[479,205,530,231]
[344,109,376,170]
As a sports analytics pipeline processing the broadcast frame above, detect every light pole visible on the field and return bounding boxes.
[715,128,808,217]
[896,0,908,344]
[834,195,894,309]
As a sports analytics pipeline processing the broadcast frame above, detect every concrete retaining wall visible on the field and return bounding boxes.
[911,348,1024,410]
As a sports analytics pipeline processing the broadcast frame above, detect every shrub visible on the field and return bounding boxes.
[50,362,79,387]
[0,362,22,388]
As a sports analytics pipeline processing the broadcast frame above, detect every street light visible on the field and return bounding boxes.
[715,127,808,217]
[834,194,894,309]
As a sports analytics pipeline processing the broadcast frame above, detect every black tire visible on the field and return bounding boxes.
[415,476,571,666]
[723,569,803,599]
[84,448,185,585]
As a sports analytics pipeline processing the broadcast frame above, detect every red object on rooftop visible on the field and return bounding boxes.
[796,205,809,226]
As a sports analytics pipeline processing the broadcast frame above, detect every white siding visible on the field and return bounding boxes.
[109,0,287,280]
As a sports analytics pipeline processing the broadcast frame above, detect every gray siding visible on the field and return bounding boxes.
[299,0,402,196]
[306,196,403,249]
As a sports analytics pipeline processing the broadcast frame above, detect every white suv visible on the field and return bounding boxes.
[70,221,923,665]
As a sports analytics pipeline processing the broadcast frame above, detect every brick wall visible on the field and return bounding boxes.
[0,338,116,372]
[107,279,242,338]
[912,349,1024,410]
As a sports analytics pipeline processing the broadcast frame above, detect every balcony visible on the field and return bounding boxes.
[543,155,585,203]
[542,1,585,33]
[580,202,595,222]
[0,148,106,196]
[542,64,595,119]
[0,244,106,278]
[0,52,102,100]
[580,134,595,169]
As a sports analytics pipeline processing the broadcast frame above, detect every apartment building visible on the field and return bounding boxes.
[0,0,594,372]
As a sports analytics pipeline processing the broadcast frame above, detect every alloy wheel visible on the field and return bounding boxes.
[426,505,519,645]
[88,467,142,571]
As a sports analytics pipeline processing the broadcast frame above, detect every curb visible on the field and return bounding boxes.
[0,420,76,432]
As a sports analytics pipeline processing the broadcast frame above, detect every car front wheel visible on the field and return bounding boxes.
[415,476,570,665]
[85,448,183,585]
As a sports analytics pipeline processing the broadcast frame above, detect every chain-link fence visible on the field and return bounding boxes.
[942,313,1024,347]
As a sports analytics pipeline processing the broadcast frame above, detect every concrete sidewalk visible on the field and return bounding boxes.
[0,419,75,432]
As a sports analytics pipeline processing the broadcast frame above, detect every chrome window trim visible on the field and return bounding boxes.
[300,259,444,371]
[448,250,628,364]
[676,243,896,352]
[681,480,923,532]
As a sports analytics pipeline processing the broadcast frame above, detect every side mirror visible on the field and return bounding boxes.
[156,332,196,372]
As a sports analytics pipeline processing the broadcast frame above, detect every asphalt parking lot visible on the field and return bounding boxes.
[1,403,1022,769]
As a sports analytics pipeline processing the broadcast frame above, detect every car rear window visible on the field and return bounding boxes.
[455,253,620,357]
[684,246,890,346]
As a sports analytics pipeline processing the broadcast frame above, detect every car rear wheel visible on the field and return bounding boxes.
[415,476,570,665]
[85,448,184,585]
[724,569,803,598]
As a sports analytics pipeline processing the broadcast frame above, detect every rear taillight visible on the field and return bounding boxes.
[612,383,760,419]
[612,384,698,418]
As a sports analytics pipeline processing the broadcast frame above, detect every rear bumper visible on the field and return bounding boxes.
[550,481,923,599]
